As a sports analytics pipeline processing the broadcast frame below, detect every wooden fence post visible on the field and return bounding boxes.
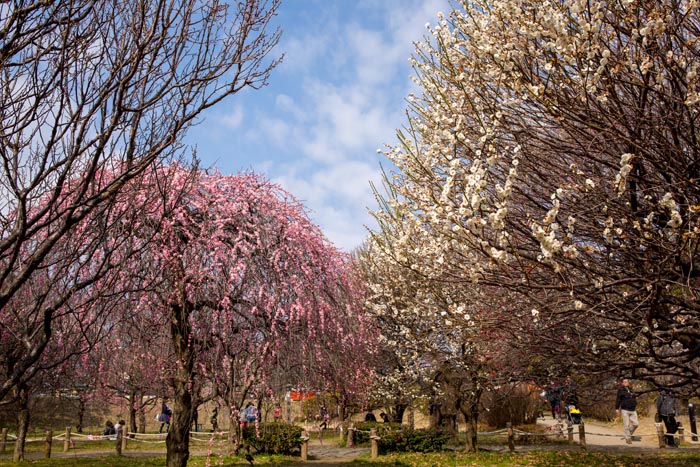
[300,430,309,461]
[656,423,666,449]
[678,423,684,445]
[121,427,128,452]
[339,421,346,444]
[116,428,123,456]
[44,430,52,458]
[567,424,573,443]
[370,428,379,459]
[578,423,586,450]
[506,422,514,452]
[63,427,71,452]
[1,428,7,453]
[347,425,355,447]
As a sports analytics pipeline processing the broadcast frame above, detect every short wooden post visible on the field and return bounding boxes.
[300,430,309,461]
[656,423,666,449]
[506,422,514,452]
[678,422,684,445]
[347,425,354,447]
[121,427,128,452]
[339,421,346,444]
[63,427,71,452]
[44,430,52,458]
[116,429,122,456]
[578,422,586,450]
[567,424,574,443]
[370,428,379,459]
[1,428,7,453]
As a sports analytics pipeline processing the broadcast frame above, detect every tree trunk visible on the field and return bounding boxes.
[428,402,440,430]
[390,403,407,424]
[227,391,243,453]
[165,302,194,467]
[165,388,192,467]
[138,402,147,434]
[76,398,85,433]
[463,412,478,453]
[13,383,29,462]
[128,389,138,436]
[459,392,481,453]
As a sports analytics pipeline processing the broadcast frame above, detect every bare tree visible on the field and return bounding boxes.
[0,0,281,401]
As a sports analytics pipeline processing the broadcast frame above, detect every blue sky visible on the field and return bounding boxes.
[186,0,451,251]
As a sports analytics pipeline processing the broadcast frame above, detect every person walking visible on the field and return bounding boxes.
[159,399,172,433]
[211,406,219,432]
[615,378,639,444]
[114,419,125,436]
[656,389,678,447]
[192,407,199,433]
[546,382,562,420]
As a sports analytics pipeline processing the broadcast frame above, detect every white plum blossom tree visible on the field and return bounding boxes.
[370,0,700,397]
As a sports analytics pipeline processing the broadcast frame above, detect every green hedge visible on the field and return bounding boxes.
[380,428,451,453]
[351,422,450,453]
[242,423,302,455]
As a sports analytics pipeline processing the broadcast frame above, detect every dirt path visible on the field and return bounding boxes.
[526,414,700,453]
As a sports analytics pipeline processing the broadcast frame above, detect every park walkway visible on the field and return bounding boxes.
[505,414,700,453]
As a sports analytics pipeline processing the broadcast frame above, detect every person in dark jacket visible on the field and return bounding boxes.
[546,383,562,420]
[103,420,116,437]
[656,389,678,447]
[159,399,172,433]
[615,378,639,444]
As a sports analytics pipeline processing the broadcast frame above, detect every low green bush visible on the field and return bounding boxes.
[351,421,398,445]
[379,427,450,453]
[350,422,449,453]
[242,422,302,455]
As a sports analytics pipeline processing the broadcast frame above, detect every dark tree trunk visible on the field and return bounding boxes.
[390,403,407,424]
[128,388,138,435]
[459,391,481,453]
[165,302,194,467]
[166,388,193,467]
[138,399,147,434]
[13,383,29,462]
[76,398,85,433]
[428,402,441,429]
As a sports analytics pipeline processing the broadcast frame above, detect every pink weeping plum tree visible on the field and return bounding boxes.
[112,164,373,467]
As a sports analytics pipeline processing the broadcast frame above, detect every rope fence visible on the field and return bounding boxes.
[338,421,700,457]
[1,423,698,460]
[0,426,235,458]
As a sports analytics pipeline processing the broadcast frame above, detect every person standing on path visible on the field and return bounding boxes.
[656,389,679,447]
[615,378,639,444]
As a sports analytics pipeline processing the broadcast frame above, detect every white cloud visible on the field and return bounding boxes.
[275,94,306,120]
[258,117,291,147]
[188,0,452,251]
[272,159,383,251]
[219,106,244,129]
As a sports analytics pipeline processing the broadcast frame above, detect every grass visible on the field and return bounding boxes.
[3,427,700,467]
[1,450,700,467]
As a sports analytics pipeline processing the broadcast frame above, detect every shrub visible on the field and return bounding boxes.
[352,423,449,453]
[379,427,450,453]
[242,423,302,455]
[349,421,397,445]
